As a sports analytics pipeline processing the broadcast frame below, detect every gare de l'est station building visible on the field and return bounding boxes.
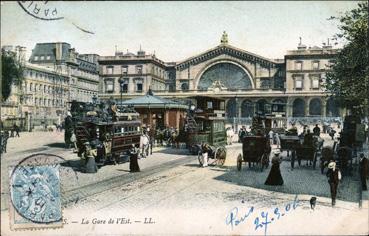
[98,32,341,129]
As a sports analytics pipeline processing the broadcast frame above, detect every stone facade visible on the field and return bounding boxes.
[2,35,341,130]
[1,43,99,130]
[1,61,70,130]
[285,43,340,118]
[97,34,340,126]
[98,49,168,102]
[29,42,100,103]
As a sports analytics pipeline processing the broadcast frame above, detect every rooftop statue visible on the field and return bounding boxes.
[221,31,228,44]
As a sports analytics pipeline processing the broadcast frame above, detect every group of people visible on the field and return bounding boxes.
[263,148,349,207]
[129,127,156,172]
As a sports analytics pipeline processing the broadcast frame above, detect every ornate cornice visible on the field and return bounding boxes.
[176,45,280,71]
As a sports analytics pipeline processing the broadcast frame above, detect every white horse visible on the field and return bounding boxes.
[226,127,234,145]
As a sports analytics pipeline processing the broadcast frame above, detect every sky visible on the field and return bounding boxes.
[0,1,361,62]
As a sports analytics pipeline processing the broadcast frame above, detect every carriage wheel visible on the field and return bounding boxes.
[215,146,227,166]
[197,151,204,167]
[237,154,242,171]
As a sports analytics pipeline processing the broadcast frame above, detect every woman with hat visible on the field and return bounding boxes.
[129,144,140,172]
[265,149,284,185]
[326,161,341,206]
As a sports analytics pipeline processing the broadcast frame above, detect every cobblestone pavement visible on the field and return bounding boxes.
[1,131,368,235]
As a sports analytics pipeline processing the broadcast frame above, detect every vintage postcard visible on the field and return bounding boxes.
[1,1,368,235]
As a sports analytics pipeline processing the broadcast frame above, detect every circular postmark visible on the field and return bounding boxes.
[17,1,63,21]
[10,153,79,224]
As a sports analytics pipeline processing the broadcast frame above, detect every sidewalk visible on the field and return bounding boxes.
[4,130,65,155]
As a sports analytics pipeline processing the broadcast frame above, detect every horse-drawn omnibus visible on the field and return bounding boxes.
[70,100,141,173]
[186,96,227,155]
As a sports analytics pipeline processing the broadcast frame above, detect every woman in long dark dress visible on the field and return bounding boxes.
[265,150,284,185]
[129,144,140,172]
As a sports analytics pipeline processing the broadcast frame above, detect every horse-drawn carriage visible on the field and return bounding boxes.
[237,135,271,171]
[184,96,227,166]
[186,97,227,147]
[279,128,323,169]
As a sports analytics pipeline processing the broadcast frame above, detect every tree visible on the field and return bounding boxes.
[1,48,24,102]
[325,2,369,116]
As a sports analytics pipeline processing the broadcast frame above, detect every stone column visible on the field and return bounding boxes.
[286,98,293,118]
[305,97,309,116]
[255,78,260,89]
[322,99,327,117]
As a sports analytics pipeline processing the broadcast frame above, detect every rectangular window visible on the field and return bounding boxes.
[207,101,213,109]
[122,66,128,75]
[34,56,39,61]
[312,77,320,89]
[295,77,303,89]
[40,56,45,60]
[46,55,51,60]
[106,66,113,74]
[295,61,302,70]
[105,80,114,92]
[122,84,128,93]
[312,61,319,70]
[136,65,143,74]
[136,83,143,92]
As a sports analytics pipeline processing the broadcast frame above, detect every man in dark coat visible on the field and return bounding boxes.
[359,154,368,190]
[313,124,321,136]
[64,112,73,148]
[14,124,20,137]
[304,129,314,146]
[326,161,341,206]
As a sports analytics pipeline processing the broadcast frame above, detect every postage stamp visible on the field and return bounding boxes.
[8,154,69,230]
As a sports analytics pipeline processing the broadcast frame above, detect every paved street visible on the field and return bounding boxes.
[1,131,368,235]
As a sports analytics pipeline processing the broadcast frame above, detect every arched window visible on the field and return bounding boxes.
[256,99,267,115]
[309,98,322,116]
[241,100,254,117]
[292,98,305,117]
[181,82,189,91]
[326,97,340,117]
[198,63,252,90]
[226,98,237,118]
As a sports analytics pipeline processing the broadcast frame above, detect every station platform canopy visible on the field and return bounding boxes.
[119,91,188,110]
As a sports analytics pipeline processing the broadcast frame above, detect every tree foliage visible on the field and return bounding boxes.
[325,2,368,116]
[1,48,24,102]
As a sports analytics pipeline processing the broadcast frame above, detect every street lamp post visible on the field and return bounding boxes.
[118,78,124,107]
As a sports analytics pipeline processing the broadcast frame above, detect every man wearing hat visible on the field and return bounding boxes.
[359,153,368,190]
[64,112,74,148]
[326,161,341,206]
